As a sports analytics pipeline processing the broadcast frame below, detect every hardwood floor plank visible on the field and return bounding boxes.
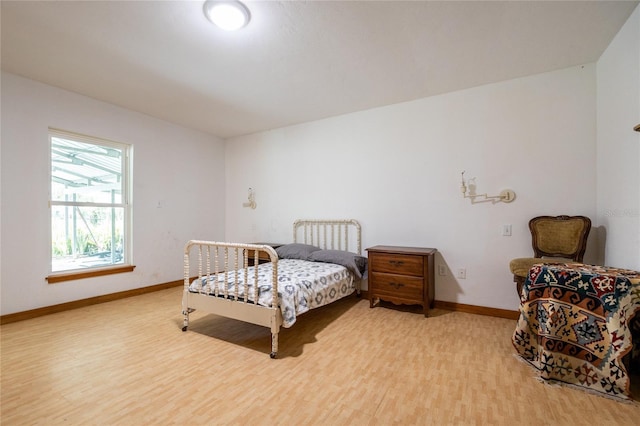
[2,287,639,425]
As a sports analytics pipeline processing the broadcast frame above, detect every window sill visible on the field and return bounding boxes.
[47,265,136,284]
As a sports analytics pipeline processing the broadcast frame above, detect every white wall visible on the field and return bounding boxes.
[0,72,226,315]
[225,65,598,311]
[596,6,640,271]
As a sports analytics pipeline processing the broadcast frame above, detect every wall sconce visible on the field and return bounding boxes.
[460,171,515,204]
[242,187,256,209]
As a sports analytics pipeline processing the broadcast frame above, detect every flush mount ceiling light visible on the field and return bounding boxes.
[203,0,251,31]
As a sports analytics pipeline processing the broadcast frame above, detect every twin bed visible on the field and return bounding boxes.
[181,219,366,358]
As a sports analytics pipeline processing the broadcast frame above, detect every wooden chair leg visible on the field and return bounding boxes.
[514,275,525,297]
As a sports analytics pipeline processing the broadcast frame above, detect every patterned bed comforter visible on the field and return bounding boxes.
[188,259,355,328]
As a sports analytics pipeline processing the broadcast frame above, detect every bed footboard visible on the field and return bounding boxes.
[182,240,282,358]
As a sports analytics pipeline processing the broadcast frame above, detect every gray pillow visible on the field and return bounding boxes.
[308,249,367,279]
[275,243,321,260]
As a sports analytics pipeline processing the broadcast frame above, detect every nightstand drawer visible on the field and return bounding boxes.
[371,272,423,299]
[369,252,423,276]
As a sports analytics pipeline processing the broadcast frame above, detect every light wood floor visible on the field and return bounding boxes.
[2,287,639,425]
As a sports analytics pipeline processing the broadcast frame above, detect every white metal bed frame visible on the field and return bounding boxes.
[182,219,362,358]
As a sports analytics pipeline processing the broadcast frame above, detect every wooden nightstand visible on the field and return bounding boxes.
[366,245,437,317]
[247,243,284,266]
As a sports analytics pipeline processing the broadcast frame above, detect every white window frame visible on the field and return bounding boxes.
[48,128,133,282]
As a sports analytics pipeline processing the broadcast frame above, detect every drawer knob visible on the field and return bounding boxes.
[389,282,404,289]
[389,260,404,266]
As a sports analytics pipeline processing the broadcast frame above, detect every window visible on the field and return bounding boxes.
[49,129,133,281]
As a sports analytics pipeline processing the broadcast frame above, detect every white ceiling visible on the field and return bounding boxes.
[1,1,637,139]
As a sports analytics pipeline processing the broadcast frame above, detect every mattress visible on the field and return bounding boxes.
[189,258,355,327]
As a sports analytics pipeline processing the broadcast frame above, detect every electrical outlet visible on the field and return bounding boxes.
[438,265,447,276]
[457,268,467,279]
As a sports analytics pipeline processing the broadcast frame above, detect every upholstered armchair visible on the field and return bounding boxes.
[509,215,591,296]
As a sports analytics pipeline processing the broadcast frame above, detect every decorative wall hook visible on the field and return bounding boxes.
[242,187,256,209]
[460,171,515,204]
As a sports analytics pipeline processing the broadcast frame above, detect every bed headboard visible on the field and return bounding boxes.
[293,219,361,255]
